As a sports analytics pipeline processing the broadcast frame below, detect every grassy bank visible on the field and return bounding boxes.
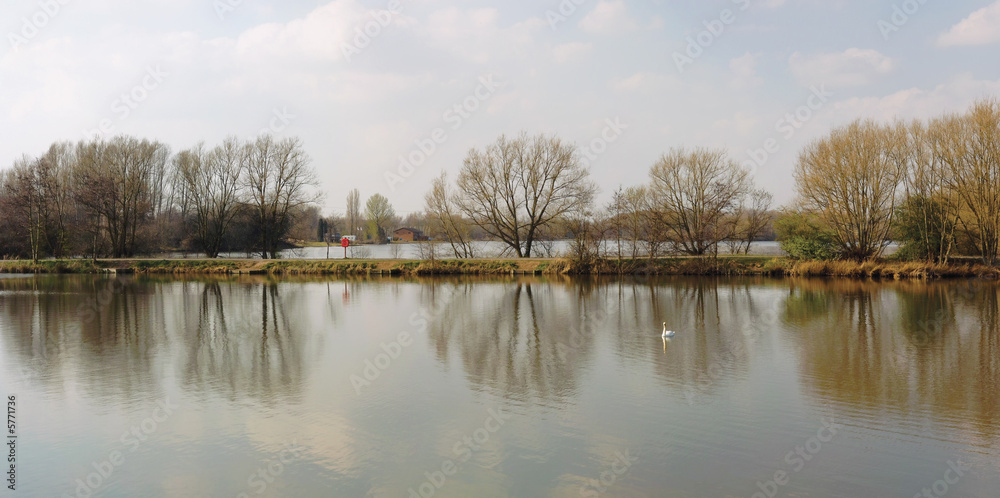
[1,257,997,279]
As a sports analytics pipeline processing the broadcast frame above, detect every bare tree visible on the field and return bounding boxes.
[454,132,597,258]
[941,99,1000,265]
[243,135,319,259]
[176,137,246,257]
[648,147,751,256]
[3,157,46,261]
[898,119,962,263]
[425,171,476,258]
[71,136,171,257]
[346,188,362,240]
[739,188,774,254]
[795,120,907,260]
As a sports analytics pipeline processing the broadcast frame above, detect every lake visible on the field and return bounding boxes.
[163,240,794,260]
[1,274,997,497]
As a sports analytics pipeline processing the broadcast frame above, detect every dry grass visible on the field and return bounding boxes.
[1,257,996,280]
[787,260,998,279]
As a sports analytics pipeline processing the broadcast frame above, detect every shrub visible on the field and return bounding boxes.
[774,210,838,260]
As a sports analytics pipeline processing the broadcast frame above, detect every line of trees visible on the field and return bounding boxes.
[0,134,320,260]
[786,98,1000,264]
[424,132,774,260]
[5,97,996,265]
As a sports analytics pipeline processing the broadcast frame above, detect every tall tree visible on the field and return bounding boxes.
[942,99,1000,265]
[364,193,396,244]
[346,188,362,239]
[175,137,245,257]
[425,171,475,258]
[795,120,907,260]
[455,132,597,258]
[648,147,751,255]
[72,136,171,257]
[243,135,319,259]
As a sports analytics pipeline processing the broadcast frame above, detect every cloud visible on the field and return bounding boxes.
[826,73,1000,123]
[579,0,638,35]
[421,7,544,63]
[937,1,1000,47]
[729,53,763,89]
[232,0,370,62]
[788,48,894,87]
[552,42,593,63]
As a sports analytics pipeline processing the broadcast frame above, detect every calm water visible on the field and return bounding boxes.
[165,240,792,260]
[1,275,998,497]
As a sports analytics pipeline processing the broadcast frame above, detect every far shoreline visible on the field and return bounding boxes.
[1,257,997,280]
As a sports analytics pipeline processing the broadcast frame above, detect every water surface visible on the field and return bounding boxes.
[1,275,997,497]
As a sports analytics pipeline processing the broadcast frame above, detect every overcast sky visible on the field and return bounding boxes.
[2,0,999,215]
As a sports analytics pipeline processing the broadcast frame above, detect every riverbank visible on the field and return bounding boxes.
[0,257,997,279]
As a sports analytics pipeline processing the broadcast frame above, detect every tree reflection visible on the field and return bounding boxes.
[784,278,1000,438]
[177,278,312,403]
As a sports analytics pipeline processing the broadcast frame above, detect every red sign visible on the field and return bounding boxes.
[341,238,350,248]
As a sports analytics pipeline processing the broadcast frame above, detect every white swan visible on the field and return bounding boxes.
[661,322,675,338]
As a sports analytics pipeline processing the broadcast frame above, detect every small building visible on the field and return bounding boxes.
[393,227,428,242]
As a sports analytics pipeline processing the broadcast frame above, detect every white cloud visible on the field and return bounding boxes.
[579,0,638,35]
[232,0,369,62]
[421,7,544,63]
[789,48,894,87]
[937,1,1000,47]
[729,52,763,89]
[827,73,1000,123]
[552,42,593,63]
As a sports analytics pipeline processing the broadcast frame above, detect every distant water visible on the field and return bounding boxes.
[160,240,792,260]
[1,274,996,497]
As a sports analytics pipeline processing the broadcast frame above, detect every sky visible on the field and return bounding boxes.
[2,0,999,216]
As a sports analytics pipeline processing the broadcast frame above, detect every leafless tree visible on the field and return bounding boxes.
[175,137,246,257]
[242,135,319,259]
[346,188,362,239]
[739,189,774,254]
[425,171,476,258]
[71,136,171,257]
[941,99,1000,265]
[648,147,751,256]
[795,120,907,260]
[454,132,597,258]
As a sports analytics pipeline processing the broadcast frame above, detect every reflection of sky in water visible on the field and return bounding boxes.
[0,275,998,497]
